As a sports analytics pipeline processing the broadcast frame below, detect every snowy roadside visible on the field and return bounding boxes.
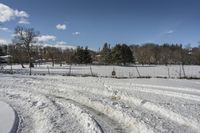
[0,73,200,133]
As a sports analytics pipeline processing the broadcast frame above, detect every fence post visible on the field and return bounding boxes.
[90,65,93,76]
[69,64,72,76]
[179,65,182,78]
[129,72,131,78]
[47,66,50,75]
[10,64,13,74]
[136,66,141,77]
[167,65,170,78]
[181,64,186,77]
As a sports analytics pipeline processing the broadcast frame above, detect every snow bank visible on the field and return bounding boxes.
[0,101,18,133]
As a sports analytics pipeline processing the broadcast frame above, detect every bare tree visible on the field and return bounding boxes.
[192,46,200,65]
[44,46,58,67]
[14,26,39,75]
[10,43,28,68]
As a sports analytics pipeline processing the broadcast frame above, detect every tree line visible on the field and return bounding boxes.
[1,26,200,69]
[130,43,200,65]
[98,42,200,65]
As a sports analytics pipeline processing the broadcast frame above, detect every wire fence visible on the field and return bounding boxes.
[1,64,200,79]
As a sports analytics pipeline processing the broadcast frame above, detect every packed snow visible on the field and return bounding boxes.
[0,101,18,133]
[0,72,200,133]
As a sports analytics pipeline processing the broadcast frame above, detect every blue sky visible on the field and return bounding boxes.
[0,0,200,49]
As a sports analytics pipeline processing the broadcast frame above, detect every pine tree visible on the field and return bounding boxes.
[76,46,85,64]
[100,43,112,64]
[121,44,134,65]
[112,44,122,65]
[84,46,92,64]
[73,46,92,64]
[112,44,134,65]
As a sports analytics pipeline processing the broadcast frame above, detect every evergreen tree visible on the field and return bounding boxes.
[84,46,92,64]
[112,44,122,64]
[73,46,92,64]
[100,43,112,64]
[112,44,134,65]
[121,44,135,65]
[76,46,84,64]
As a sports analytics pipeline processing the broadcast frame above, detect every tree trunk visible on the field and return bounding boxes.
[52,58,54,67]
[21,63,25,68]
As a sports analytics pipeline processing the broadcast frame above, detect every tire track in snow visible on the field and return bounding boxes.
[16,79,128,133]
[1,75,200,133]
[25,78,154,133]
[81,87,199,133]
[95,79,200,133]
[45,95,104,133]
[99,79,200,101]
[20,76,200,132]
[0,89,54,133]
[47,95,126,133]
[0,76,127,133]
[130,83,200,94]
[119,91,200,132]
[49,91,154,133]
[101,80,200,95]
[0,85,89,133]
[126,86,200,102]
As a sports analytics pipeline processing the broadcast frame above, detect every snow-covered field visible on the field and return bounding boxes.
[0,73,200,133]
[2,64,200,78]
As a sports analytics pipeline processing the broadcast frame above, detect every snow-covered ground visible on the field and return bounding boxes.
[2,64,200,78]
[0,101,18,133]
[0,73,200,133]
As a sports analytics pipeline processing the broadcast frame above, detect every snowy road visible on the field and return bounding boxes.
[0,74,200,133]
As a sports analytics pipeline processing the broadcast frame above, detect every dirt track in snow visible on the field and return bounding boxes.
[0,74,200,133]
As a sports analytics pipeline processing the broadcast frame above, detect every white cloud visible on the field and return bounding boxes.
[56,41,77,49]
[18,18,30,24]
[14,10,29,17]
[0,27,11,32]
[36,35,56,42]
[72,32,80,35]
[0,3,14,22]
[166,30,174,34]
[57,41,66,45]
[0,3,29,23]
[34,42,77,50]
[36,41,76,50]
[55,41,76,49]
[56,24,66,30]
[0,38,8,44]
